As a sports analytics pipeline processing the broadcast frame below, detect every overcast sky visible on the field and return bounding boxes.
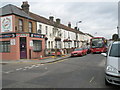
[1,0,119,39]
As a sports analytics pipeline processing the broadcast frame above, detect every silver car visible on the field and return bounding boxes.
[102,41,120,85]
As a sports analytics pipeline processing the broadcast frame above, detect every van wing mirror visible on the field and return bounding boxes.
[101,53,107,57]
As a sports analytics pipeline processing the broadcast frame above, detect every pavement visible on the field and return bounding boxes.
[0,54,71,64]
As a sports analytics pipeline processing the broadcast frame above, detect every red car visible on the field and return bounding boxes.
[71,48,87,57]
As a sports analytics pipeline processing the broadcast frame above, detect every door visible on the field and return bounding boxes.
[20,37,27,59]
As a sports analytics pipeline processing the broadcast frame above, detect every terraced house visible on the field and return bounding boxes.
[0,1,93,60]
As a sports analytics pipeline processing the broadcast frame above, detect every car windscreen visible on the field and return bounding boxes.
[74,48,83,51]
[109,43,120,57]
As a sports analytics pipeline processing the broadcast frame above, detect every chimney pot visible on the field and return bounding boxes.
[49,16,54,22]
[68,22,71,28]
[56,18,60,24]
[21,1,30,14]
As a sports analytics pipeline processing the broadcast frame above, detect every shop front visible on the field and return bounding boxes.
[0,33,45,60]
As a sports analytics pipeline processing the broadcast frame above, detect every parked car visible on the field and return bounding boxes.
[102,41,120,86]
[83,47,88,55]
[50,49,61,56]
[71,48,86,57]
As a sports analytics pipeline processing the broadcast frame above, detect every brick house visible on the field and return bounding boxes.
[0,2,45,60]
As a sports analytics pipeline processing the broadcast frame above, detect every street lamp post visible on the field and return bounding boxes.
[76,21,82,30]
[75,21,82,48]
[117,26,120,39]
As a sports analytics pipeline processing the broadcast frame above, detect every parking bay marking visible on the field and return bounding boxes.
[89,77,95,83]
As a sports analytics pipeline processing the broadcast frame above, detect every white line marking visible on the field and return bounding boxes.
[31,65,36,67]
[27,66,33,69]
[89,77,94,83]
[41,64,44,65]
[35,65,40,67]
[16,68,22,71]
[24,66,29,69]
[4,70,14,74]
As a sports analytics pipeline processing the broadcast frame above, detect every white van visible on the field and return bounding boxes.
[102,41,120,85]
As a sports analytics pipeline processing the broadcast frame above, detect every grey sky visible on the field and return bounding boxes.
[1,0,119,39]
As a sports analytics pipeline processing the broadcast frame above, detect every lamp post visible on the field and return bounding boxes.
[75,21,82,48]
[76,21,82,30]
[117,26,120,39]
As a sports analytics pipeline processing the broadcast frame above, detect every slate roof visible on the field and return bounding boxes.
[0,4,34,20]
[29,12,85,35]
[0,4,85,35]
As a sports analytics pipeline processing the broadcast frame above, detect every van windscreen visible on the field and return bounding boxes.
[109,43,120,57]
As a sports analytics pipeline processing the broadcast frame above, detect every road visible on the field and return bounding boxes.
[2,54,120,88]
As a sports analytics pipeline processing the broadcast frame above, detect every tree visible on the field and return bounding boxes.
[112,34,119,41]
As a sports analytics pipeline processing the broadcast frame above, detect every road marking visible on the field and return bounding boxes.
[35,65,40,67]
[89,77,94,83]
[41,64,44,65]
[24,66,29,69]
[16,68,23,71]
[31,65,36,67]
[4,70,14,74]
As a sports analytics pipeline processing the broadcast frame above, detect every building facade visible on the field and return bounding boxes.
[0,1,93,60]
[0,2,45,60]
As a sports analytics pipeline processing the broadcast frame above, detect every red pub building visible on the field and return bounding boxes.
[0,2,45,60]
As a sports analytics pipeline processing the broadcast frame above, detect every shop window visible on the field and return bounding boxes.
[29,22,32,32]
[33,40,42,52]
[18,19,23,31]
[0,41,10,52]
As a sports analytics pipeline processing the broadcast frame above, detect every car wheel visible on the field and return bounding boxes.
[105,78,110,86]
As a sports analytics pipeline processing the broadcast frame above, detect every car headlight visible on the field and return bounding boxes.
[106,65,118,74]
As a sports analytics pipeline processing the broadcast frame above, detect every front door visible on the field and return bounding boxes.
[20,37,27,59]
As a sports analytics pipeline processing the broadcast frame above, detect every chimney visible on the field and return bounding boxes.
[68,22,71,28]
[49,16,54,22]
[21,1,30,14]
[74,27,77,30]
[56,18,60,24]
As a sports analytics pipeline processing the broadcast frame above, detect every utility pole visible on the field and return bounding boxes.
[117,26,120,39]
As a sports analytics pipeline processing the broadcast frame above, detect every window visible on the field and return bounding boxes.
[109,43,120,57]
[18,19,23,31]
[33,40,42,52]
[0,41,10,52]
[53,28,55,36]
[48,41,50,49]
[38,24,42,34]
[29,22,32,32]
[45,26,48,35]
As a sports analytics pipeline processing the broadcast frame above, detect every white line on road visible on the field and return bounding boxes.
[89,77,94,83]
[16,68,23,71]
[24,66,30,69]
[35,65,40,67]
[4,70,14,74]
[41,64,44,65]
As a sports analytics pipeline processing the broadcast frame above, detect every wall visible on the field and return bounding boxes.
[0,37,20,60]
[15,16,36,33]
